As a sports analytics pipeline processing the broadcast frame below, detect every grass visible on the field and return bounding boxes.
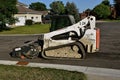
[0,65,87,80]
[0,24,50,34]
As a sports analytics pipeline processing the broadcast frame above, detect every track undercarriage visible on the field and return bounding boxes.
[41,42,86,60]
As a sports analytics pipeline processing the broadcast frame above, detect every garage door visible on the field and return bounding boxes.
[15,17,25,26]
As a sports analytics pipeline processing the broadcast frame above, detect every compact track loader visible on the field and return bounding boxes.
[11,15,100,60]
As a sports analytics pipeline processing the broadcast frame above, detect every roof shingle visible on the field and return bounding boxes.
[17,5,42,14]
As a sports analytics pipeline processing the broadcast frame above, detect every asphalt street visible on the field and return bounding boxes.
[0,22,120,69]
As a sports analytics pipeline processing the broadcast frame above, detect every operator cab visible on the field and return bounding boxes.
[50,15,76,31]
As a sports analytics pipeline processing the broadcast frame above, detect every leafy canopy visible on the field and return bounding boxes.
[29,2,47,11]
[50,1,80,22]
[50,1,65,15]
[0,0,17,30]
[92,0,111,19]
[65,2,80,22]
[0,0,17,23]
[102,0,110,6]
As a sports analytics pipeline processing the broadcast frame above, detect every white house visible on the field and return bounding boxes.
[14,2,47,26]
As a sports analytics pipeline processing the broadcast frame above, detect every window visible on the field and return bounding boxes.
[36,17,38,19]
[31,17,34,19]
[51,32,69,40]
[51,31,78,40]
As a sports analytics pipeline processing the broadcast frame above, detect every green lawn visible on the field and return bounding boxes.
[0,65,87,80]
[0,24,50,34]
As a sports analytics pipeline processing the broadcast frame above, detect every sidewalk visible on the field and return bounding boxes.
[87,74,120,80]
[96,20,108,23]
[0,60,120,80]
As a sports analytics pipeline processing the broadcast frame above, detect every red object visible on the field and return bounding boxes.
[20,55,25,59]
[16,61,29,65]
[96,28,100,49]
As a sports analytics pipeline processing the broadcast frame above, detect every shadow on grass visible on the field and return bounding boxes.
[0,27,13,32]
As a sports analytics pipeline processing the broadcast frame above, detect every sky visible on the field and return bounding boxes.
[19,0,114,13]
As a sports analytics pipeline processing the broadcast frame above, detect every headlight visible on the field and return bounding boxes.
[15,47,21,51]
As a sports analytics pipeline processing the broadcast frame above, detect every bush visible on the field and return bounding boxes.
[34,22,42,24]
[116,16,120,20]
[92,4,111,19]
[0,21,6,31]
[25,19,33,25]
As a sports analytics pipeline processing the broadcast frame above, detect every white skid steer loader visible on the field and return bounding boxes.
[11,15,100,60]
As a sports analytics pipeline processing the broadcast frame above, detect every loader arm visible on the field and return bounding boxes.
[43,16,96,49]
[44,16,95,39]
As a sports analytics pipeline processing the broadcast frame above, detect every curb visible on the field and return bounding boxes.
[0,60,120,78]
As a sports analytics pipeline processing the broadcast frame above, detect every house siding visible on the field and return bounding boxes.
[25,14,42,23]
[14,14,42,26]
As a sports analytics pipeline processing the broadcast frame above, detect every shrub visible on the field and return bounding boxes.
[25,19,33,25]
[34,22,42,24]
[92,4,111,19]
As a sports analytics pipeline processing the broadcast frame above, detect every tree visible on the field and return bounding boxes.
[114,0,120,18]
[50,1,65,15]
[29,2,47,11]
[92,2,111,19]
[85,8,92,16]
[0,0,17,30]
[65,2,80,22]
[49,1,80,22]
[102,0,110,6]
